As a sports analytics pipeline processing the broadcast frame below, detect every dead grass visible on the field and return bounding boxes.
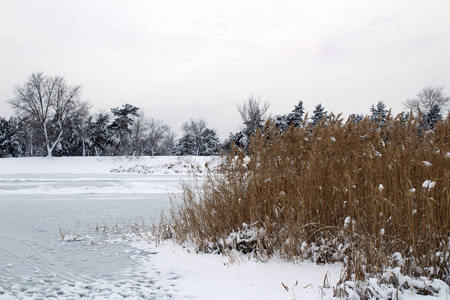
[155,113,450,285]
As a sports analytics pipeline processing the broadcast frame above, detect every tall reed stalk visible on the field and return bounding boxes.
[157,114,449,284]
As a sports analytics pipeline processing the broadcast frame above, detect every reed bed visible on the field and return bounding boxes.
[156,114,449,288]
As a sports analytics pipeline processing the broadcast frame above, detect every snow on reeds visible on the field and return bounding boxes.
[155,114,449,297]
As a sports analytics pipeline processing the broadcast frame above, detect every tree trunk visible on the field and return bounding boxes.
[48,130,64,158]
[43,123,52,157]
[30,130,34,157]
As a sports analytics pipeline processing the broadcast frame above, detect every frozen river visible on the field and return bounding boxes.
[0,173,189,299]
[0,157,355,300]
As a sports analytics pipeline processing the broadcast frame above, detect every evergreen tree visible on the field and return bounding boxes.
[399,112,410,124]
[176,119,220,156]
[87,113,112,156]
[0,117,28,157]
[351,113,364,123]
[228,130,249,150]
[370,101,388,128]
[16,117,42,157]
[311,104,327,128]
[109,104,139,155]
[52,117,84,156]
[199,128,220,155]
[175,135,194,156]
[275,101,305,131]
[274,115,289,131]
[421,104,441,131]
[0,117,12,157]
[288,100,305,127]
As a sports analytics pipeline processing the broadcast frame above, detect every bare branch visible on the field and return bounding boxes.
[404,86,449,115]
[236,95,270,134]
[7,72,85,157]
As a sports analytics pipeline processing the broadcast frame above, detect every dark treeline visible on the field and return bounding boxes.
[1,72,449,158]
[1,73,221,158]
[227,87,449,151]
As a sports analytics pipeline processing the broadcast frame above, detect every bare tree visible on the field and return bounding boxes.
[180,119,207,156]
[143,118,170,156]
[405,86,449,115]
[130,110,147,156]
[237,95,270,136]
[73,102,92,156]
[229,95,270,150]
[8,72,86,157]
[159,130,176,155]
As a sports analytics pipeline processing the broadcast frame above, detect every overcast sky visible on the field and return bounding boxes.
[1,0,449,139]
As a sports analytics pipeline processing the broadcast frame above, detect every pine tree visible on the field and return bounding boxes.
[87,113,113,156]
[109,104,139,155]
[288,100,305,127]
[177,119,220,156]
[370,101,388,128]
[52,117,84,156]
[275,101,305,131]
[0,117,12,157]
[0,117,27,157]
[228,130,247,149]
[351,113,364,123]
[275,115,289,131]
[399,112,410,125]
[311,104,327,128]
[421,104,441,131]
[175,135,194,156]
[13,117,42,157]
[199,128,220,155]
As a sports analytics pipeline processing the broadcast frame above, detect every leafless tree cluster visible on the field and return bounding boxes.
[130,112,175,156]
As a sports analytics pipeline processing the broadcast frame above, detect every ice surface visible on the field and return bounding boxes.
[0,157,343,299]
[0,169,187,299]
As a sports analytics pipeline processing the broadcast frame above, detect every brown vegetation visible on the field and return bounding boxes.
[156,113,449,285]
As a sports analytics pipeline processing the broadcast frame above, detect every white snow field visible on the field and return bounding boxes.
[0,156,444,299]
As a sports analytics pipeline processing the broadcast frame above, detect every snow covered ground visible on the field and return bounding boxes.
[0,156,219,175]
[0,157,445,299]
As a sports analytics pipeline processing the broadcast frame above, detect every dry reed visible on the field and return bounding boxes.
[156,113,450,285]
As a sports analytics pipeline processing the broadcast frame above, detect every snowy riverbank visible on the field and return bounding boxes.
[0,156,219,175]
